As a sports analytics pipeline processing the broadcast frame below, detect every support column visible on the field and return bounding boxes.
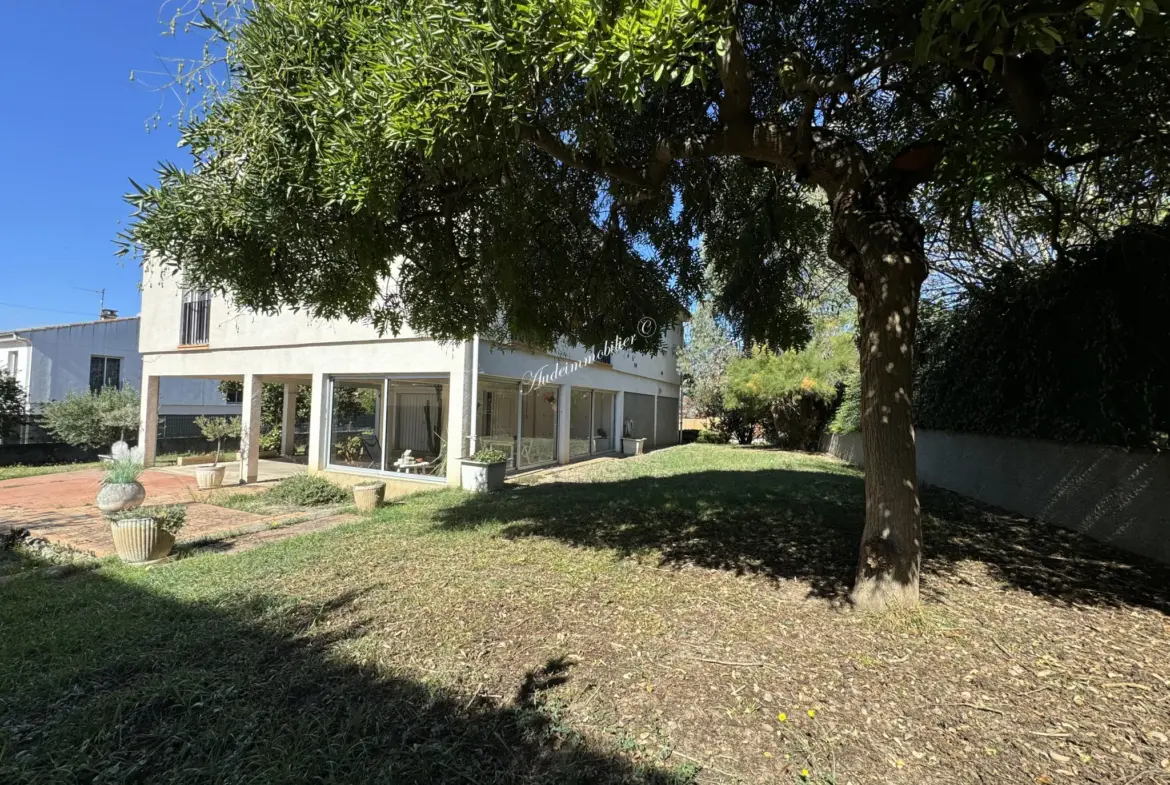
[239,373,262,484]
[306,372,327,473]
[446,341,473,486]
[139,375,159,466]
[556,383,571,465]
[652,390,659,451]
[613,391,625,455]
[280,383,298,457]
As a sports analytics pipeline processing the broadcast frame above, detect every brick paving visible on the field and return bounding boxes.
[0,468,271,557]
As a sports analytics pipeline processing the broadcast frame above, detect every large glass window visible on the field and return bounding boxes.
[329,379,383,469]
[383,380,447,477]
[519,385,558,467]
[569,389,592,458]
[477,381,520,468]
[569,388,616,459]
[592,391,615,452]
[326,376,448,479]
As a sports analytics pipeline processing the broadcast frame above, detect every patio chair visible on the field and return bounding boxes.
[359,432,382,469]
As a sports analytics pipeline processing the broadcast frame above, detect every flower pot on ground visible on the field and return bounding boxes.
[193,415,242,489]
[107,504,186,564]
[621,437,647,456]
[352,480,386,512]
[95,458,146,514]
[195,464,228,490]
[460,448,509,492]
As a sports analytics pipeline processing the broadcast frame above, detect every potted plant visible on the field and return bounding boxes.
[193,415,241,489]
[621,419,646,455]
[461,447,509,492]
[352,480,386,512]
[107,504,186,564]
[95,457,146,514]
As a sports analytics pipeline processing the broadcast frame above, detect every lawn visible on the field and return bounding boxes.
[1,445,1168,784]
[0,461,103,482]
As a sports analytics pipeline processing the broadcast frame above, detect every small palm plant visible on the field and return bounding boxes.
[194,415,241,466]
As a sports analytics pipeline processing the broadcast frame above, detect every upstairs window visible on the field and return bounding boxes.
[180,290,211,346]
[89,356,122,393]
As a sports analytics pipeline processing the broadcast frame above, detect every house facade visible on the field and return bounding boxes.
[137,274,682,490]
[0,316,239,419]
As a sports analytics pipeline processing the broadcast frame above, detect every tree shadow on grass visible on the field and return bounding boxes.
[0,571,693,785]
[435,468,1170,614]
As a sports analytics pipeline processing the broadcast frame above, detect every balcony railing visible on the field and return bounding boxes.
[180,291,211,346]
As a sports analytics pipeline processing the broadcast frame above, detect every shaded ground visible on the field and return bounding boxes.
[1,445,1168,784]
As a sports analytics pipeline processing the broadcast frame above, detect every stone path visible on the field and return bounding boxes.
[0,468,271,557]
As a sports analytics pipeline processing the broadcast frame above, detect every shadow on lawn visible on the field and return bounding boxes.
[0,573,690,785]
[437,467,1170,613]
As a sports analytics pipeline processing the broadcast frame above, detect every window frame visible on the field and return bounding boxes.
[88,355,122,394]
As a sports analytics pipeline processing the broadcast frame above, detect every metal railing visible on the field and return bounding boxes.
[180,292,211,346]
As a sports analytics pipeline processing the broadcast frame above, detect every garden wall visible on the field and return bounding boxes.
[0,436,240,467]
[822,430,1170,564]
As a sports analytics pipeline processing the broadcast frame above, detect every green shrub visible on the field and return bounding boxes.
[266,474,348,506]
[695,429,724,444]
[194,416,241,465]
[828,370,861,434]
[42,386,139,448]
[471,447,509,463]
[102,458,144,485]
[259,428,282,452]
[109,504,187,535]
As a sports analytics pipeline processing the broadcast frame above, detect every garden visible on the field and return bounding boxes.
[2,445,1167,784]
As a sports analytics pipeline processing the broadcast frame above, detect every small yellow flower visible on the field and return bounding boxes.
[784,753,790,760]
[800,768,810,779]
[763,751,773,758]
[777,712,787,722]
[895,759,905,768]
[807,709,816,718]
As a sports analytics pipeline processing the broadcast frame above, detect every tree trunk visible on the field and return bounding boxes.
[831,198,928,611]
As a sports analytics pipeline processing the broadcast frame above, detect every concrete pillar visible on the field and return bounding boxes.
[445,341,474,486]
[556,383,571,465]
[239,373,262,484]
[306,372,327,472]
[280,383,298,457]
[139,375,159,466]
[613,391,625,454]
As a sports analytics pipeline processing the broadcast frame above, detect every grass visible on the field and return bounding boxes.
[1,445,1168,785]
[0,461,102,481]
[208,474,350,514]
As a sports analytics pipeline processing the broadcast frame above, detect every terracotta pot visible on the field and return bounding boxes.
[95,482,146,515]
[353,481,386,512]
[109,517,175,564]
[195,465,227,490]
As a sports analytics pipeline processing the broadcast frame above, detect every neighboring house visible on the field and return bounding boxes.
[138,275,683,490]
[0,314,240,421]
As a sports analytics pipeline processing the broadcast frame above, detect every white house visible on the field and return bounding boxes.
[0,315,240,418]
[137,274,682,491]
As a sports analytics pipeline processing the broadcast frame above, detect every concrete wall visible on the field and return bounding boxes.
[822,430,1170,564]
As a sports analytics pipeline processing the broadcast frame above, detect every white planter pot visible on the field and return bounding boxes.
[195,465,227,490]
[461,460,507,492]
[96,481,146,515]
[622,437,647,456]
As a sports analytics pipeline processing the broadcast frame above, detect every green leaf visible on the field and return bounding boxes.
[714,36,727,57]
[983,55,996,73]
[654,62,665,81]
[682,65,695,86]
[618,50,631,63]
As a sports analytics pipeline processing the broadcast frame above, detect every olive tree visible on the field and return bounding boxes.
[121,0,1170,609]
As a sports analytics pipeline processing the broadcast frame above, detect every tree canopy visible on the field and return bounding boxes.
[120,0,1170,609]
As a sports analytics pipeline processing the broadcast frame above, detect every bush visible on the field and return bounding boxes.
[102,458,144,485]
[827,370,861,434]
[259,428,282,453]
[108,504,187,535]
[42,386,139,448]
[914,222,1170,448]
[471,447,509,463]
[266,474,348,506]
[680,429,699,444]
[695,429,725,444]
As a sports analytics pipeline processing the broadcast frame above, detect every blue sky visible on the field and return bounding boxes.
[0,2,203,331]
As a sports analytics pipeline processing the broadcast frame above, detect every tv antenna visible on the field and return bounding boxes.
[72,287,106,318]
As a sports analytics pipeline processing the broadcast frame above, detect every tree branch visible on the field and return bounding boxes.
[716,3,753,128]
[793,46,915,95]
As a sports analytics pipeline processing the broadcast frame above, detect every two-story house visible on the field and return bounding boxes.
[137,275,683,492]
